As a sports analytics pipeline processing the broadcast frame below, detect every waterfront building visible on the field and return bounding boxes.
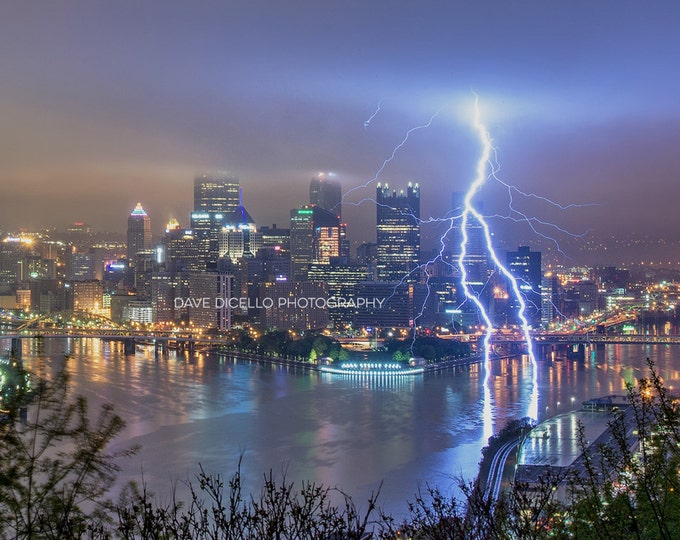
[259,281,330,330]
[122,300,154,324]
[254,246,290,282]
[151,271,174,323]
[133,251,155,300]
[420,276,458,328]
[109,292,135,323]
[308,259,370,326]
[71,279,105,315]
[353,281,428,329]
[16,288,31,310]
[187,270,234,330]
[376,182,420,282]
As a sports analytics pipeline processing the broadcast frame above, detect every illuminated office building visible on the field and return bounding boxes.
[72,280,104,314]
[190,211,228,270]
[219,204,263,262]
[376,182,420,282]
[290,206,341,281]
[191,172,241,269]
[165,227,204,274]
[308,260,370,325]
[194,172,240,215]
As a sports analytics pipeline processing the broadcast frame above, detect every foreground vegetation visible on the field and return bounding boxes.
[1,358,680,538]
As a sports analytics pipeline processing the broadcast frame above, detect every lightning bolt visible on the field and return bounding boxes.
[364,99,383,129]
[346,98,548,426]
[453,95,539,424]
[342,111,439,203]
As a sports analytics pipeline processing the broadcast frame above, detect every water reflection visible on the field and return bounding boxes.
[6,337,680,515]
[482,356,493,441]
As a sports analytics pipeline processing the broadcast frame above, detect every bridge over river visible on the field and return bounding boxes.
[0,328,222,357]
[4,328,680,361]
[492,333,680,345]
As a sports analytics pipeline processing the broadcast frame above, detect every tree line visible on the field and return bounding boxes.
[1,358,679,538]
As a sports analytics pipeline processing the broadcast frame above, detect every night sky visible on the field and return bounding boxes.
[1,1,679,254]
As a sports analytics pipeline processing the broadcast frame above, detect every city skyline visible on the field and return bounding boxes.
[1,2,680,256]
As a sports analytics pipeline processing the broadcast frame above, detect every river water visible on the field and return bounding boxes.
[5,337,680,518]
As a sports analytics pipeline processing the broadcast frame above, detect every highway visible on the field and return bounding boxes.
[483,438,520,503]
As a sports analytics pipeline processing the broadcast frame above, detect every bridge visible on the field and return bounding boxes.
[3,328,679,358]
[0,328,219,357]
[491,333,680,345]
[4,325,680,346]
[487,332,680,362]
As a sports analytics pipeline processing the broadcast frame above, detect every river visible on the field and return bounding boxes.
[5,337,680,518]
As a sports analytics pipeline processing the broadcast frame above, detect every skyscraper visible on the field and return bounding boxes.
[290,205,341,281]
[507,246,542,327]
[192,172,241,270]
[127,203,152,261]
[309,173,342,218]
[376,182,420,282]
[194,172,240,215]
[219,204,263,262]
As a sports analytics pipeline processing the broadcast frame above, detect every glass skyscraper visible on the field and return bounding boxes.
[376,182,420,282]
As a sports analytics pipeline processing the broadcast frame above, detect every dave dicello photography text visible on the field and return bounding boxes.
[174,296,387,310]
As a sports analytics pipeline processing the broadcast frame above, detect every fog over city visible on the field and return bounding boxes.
[1,1,679,258]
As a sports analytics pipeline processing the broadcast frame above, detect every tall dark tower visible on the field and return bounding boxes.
[376,182,420,282]
[309,173,342,219]
[127,203,152,261]
[507,246,542,327]
[194,172,240,215]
